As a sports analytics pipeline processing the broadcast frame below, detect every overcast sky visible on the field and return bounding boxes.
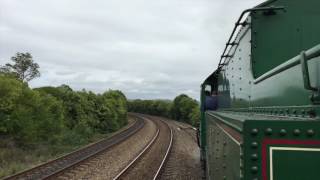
[0,0,264,100]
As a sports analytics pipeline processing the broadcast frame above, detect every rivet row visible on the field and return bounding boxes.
[250,128,315,137]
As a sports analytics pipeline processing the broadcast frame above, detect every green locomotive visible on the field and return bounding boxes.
[200,0,320,179]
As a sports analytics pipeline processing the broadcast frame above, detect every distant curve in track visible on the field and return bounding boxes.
[113,115,173,180]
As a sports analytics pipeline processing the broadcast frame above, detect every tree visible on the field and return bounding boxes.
[0,76,24,134]
[1,52,40,82]
[170,94,199,125]
[171,94,189,120]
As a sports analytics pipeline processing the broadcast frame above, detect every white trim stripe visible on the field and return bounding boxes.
[215,122,241,146]
[269,147,320,180]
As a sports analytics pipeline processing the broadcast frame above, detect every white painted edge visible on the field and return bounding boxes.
[269,146,320,180]
[215,120,241,146]
[213,117,242,178]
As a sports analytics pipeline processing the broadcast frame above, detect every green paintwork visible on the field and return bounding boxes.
[203,0,320,109]
[205,111,320,180]
[217,21,320,109]
[200,84,207,160]
[252,0,320,78]
[273,150,320,180]
[243,119,320,180]
[201,0,320,179]
[205,112,241,180]
[201,73,219,160]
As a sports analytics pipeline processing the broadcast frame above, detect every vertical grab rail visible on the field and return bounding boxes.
[217,6,285,71]
[300,51,318,91]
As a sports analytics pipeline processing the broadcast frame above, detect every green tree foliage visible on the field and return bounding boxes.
[36,87,128,134]
[171,94,199,125]
[101,90,128,129]
[128,100,171,116]
[0,75,24,133]
[189,106,200,126]
[0,75,128,146]
[128,94,200,126]
[0,55,129,177]
[0,75,64,143]
[0,52,40,82]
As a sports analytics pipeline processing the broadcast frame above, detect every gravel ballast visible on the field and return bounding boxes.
[159,118,203,180]
[56,116,157,180]
[117,115,172,180]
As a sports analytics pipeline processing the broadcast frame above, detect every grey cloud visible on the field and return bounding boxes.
[0,0,265,100]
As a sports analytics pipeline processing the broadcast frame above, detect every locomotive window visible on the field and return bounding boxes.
[204,85,211,92]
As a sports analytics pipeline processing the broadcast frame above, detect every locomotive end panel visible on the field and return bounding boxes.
[205,111,320,180]
[243,120,320,180]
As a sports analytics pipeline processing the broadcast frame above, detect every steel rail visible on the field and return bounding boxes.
[152,119,173,180]
[4,117,144,180]
[112,127,160,180]
[113,116,173,180]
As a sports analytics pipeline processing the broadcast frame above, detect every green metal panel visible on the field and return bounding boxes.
[243,119,320,180]
[273,150,320,180]
[251,0,320,77]
[218,17,320,109]
[202,1,320,179]
[201,73,219,160]
[200,84,207,160]
[205,113,241,180]
[206,111,320,179]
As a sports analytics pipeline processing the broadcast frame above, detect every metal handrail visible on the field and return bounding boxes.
[217,6,285,71]
[254,44,320,84]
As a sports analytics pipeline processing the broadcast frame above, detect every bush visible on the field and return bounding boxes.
[0,75,128,147]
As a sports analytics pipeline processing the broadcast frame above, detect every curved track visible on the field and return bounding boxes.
[4,117,144,180]
[158,118,203,179]
[113,115,173,180]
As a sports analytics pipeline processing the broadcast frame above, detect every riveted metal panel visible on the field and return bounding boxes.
[213,0,320,110]
[206,113,242,180]
[243,120,320,180]
[251,0,320,78]
[202,0,320,179]
[219,18,253,109]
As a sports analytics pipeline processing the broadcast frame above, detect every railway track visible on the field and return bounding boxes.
[158,119,203,180]
[4,117,144,180]
[113,115,173,180]
[4,114,173,180]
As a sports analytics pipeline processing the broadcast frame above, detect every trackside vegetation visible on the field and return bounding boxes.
[128,94,200,126]
[0,52,200,177]
[0,53,128,178]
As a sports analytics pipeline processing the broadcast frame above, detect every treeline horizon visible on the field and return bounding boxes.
[128,94,200,126]
[0,52,199,146]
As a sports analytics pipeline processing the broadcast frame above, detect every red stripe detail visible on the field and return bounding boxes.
[262,140,268,180]
[261,139,320,180]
